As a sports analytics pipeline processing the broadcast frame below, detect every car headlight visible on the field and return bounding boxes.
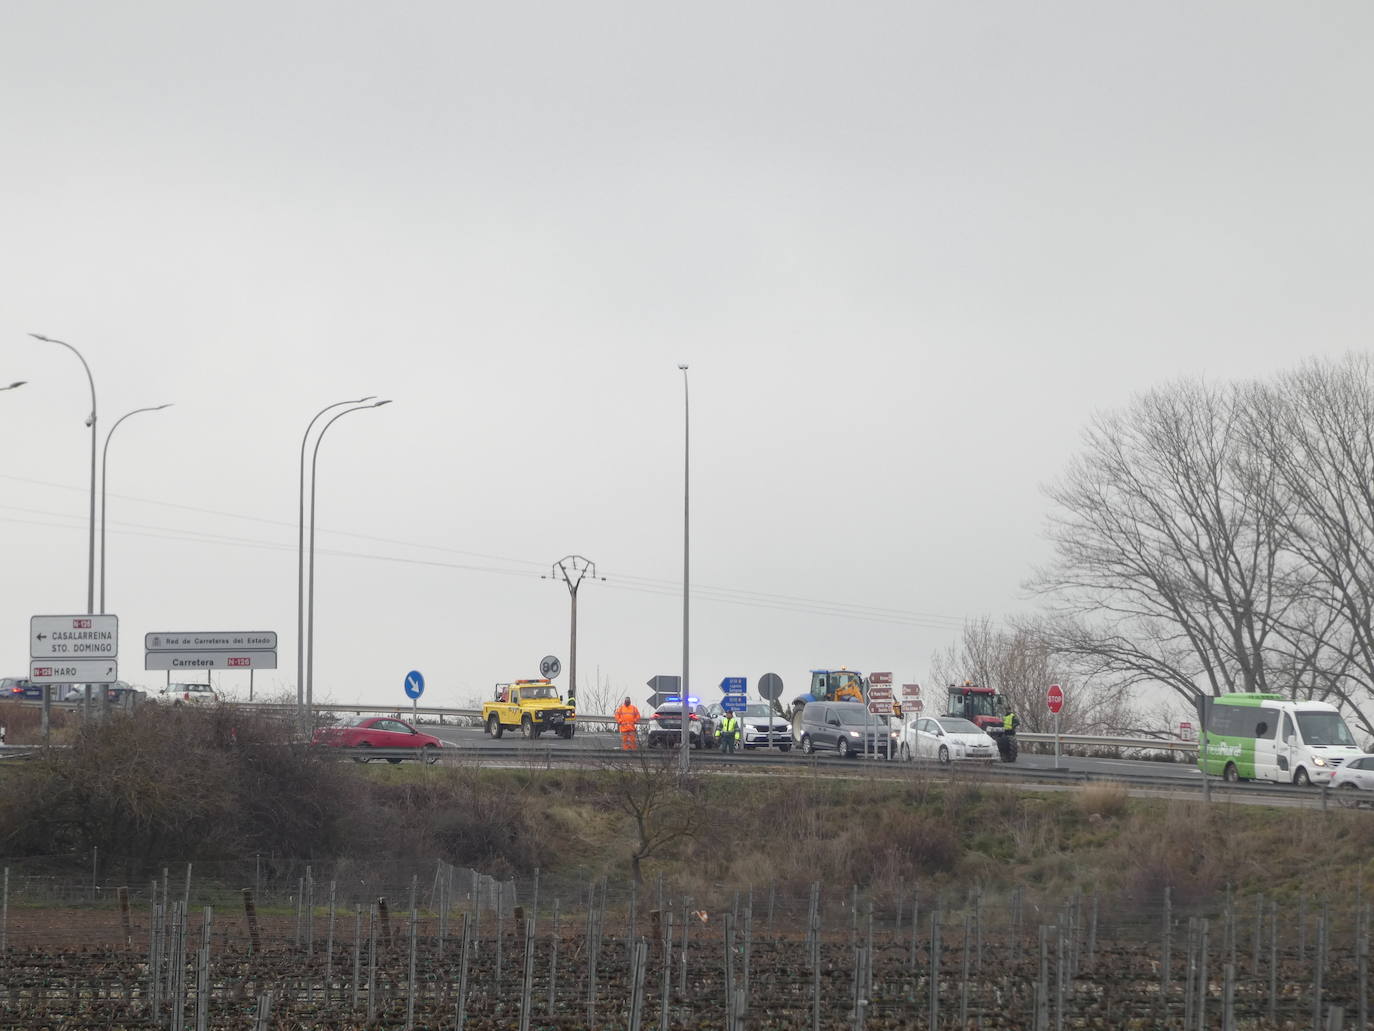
[1313,757,1328,767]
[849,730,861,738]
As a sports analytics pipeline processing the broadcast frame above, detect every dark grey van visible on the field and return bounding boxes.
[797,701,897,758]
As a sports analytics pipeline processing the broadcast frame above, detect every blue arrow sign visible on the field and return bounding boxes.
[404,670,425,700]
[720,676,746,692]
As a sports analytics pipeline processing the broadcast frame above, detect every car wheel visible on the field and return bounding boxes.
[423,744,440,765]
[1223,763,1239,783]
[520,715,534,739]
[565,725,575,739]
[837,740,852,759]
[1339,783,1362,808]
[386,755,403,764]
[900,742,912,762]
[1294,767,1312,787]
[354,742,372,764]
[487,714,504,739]
[938,745,951,765]
[801,735,814,755]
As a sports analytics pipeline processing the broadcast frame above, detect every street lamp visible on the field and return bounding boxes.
[305,399,392,719]
[30,334,97,614]
[543,556,604,706]
[297,396,375,716]
[679,362,690,775]
[1,380,26,392]
[100,404,173,613]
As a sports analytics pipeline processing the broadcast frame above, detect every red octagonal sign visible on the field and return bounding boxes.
[1047,683,1065,714]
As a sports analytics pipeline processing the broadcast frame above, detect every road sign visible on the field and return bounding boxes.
[145,631,276,652]
[647,674,682,709]
[869,672,893,685]
[868,699,893,715]
[405,670,426,700]
[30,659,118,684]
[1047,683,1065,714]
[540,655,562,679]
[867,685,893,701]
[758,672,784,700]
[901,683,921,699]
[31,614,119,659]
[908,698,924,713]
[720,676,746,692]
[146,651,276,671]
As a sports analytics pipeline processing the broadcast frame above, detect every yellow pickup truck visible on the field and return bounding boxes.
[481,679,576,739]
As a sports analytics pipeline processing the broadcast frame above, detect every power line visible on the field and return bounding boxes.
[0,477,976,631]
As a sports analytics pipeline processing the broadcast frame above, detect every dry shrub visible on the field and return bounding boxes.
[1075,780,1129,820]
[0,699,75,744]
[1111,800,1228,911]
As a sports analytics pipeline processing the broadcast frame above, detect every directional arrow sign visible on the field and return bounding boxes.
[867,685,893,700]
[31,659,119,684]
[31,614,119,659]
[901,683,922,699]
[405,670,426,700]
[720,676,746,692]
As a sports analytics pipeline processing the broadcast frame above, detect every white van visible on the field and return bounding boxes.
[1200,695,1362,786]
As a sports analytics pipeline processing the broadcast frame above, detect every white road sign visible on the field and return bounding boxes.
[145,650,277,671]
[145,631,277,652]
[30,659,119,684]
[31,614,119,659]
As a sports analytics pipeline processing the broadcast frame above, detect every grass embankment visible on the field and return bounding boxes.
[1,702,1371,912]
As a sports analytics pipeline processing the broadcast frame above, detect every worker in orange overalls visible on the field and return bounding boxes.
[615,696,641,750]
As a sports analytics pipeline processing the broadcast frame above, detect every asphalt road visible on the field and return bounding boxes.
[422,721,1203,780]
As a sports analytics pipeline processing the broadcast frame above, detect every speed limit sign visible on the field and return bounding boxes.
[540,655,562,679]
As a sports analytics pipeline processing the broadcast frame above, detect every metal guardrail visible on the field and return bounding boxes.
[1018,731,1197,754]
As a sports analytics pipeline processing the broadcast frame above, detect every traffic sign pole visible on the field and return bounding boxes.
[1047,683,1065,769]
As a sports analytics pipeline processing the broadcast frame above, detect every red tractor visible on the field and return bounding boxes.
[944,682,1018,762]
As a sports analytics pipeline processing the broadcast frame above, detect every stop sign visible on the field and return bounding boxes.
[1047,683,1065,714]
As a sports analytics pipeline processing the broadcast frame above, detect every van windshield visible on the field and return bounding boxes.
[836,707,873,726]
[1296,712,1356,747]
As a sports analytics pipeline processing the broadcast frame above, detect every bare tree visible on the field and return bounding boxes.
[1030,380,1302,708]
[930,615,1133,734]
[1245,357,1374,735]
[600,749,708,885]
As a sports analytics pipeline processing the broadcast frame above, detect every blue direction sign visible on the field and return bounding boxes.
[404,670,425,700]
[720,676,747,712]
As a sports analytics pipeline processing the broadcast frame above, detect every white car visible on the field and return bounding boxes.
[156,682,220,705]
[899,716,997,763]
[1330,754,1374,807]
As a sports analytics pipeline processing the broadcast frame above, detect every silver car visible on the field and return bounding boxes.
[1330,754,1374,807]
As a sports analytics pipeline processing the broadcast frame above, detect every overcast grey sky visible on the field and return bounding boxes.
[4,2,1372,712]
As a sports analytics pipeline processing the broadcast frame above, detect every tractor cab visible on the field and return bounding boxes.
[946,682,1005,731]
[808,669,866,704]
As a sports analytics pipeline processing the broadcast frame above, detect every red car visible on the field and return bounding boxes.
[312,715,443,764]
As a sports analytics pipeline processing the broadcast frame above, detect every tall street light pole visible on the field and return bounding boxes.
[544,556,603,707]
[305,399,392,721]
[679,363,691,776]
[101,404,173,613]
[30,334,97,613]
[297,396,375,718]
